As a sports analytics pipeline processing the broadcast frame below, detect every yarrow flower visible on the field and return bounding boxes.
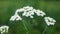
[10,6,46,21]
[44,17,56,26]
[9,6,56,34]
[10,6,56,26]
[0,26,9,34]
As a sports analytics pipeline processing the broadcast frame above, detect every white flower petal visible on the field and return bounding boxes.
[22,11,27,16]
[30,16,34,18]
[23,6,30,9]
[10,16,16,21]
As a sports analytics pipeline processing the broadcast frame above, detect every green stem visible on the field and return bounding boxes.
[42,26,47,34]
[22,20,29,34]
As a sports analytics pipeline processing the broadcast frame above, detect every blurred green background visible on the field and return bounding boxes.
[0,0,60,34]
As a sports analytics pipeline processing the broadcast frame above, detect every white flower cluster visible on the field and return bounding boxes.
[44,17,56,26]
[10,6,46,21]
[0,26,9,34]
[22,6,46,18]
[10,6,56,26]
[10,14,22,21]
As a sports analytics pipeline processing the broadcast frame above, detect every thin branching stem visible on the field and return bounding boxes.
[22,20,29,34]
[42,26,48,34]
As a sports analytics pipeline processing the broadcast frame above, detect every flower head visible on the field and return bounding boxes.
[10,14,22,21]
[35,10,46,17]
[0,26,9,34]
[10,6,46,21]
[44,17,56,26]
